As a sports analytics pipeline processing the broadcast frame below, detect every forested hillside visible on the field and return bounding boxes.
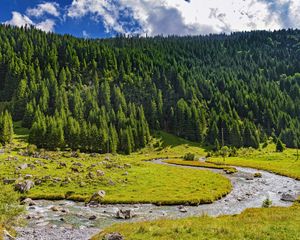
[0,25,299,152]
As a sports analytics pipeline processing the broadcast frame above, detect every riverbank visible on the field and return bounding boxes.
[15,162,300,240]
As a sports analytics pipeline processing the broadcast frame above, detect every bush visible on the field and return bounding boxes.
[276,139,285,152]
[183,153,195,161]
[26,144,37,156]
[0,185,24,226]
[262,198,272,208]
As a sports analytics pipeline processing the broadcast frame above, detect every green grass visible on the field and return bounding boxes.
[93,203,300,240]
[0,128,231,205]
[208,144,300,180]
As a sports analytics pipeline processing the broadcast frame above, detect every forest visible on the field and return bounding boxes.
[0,25,299,153]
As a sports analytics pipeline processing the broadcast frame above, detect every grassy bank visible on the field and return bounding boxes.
[208,144,300,180]
[93,203,300,240]
[0,128,231,205]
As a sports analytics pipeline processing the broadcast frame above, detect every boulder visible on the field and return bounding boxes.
[90,190,106,202]
[87,172,95,179]
[3,178,16,184]
[281,193,298,202]
[15,180,34,193]
[35,179,42,185]
[104,233,124,240]
[89,215,97,220]
[178,206,187,213]
[96,170,105,176]
[73,162,83,167]
[19,163,28,170]
[59,162,67,168]
[50,206,64,212]
[116,209,135,219]
[21,198,37,206]
[24,174,33,179]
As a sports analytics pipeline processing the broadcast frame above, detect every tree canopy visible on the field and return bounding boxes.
[0,25,299,151]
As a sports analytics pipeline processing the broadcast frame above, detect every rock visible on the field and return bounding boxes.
[104,156,110,161]
[96,170,105,176]
[59,162,67,168]
[19,163,28,170]
[21,198,37,206]
[116,209,135,219]
[35,179,42,185]
[124,163,131,168]
[87,171,95,179]
[3,178,16,184]
[89,215,97,220]
[90,190,106,202]
[108,179,115,186]
[28,164,36,169]
[281,193,298,202]
[50,206,63,212]
[90,153,97,157]
[71,167,80,173]
[15,180,34,193]
[73,162,83,167]
[104,232,124,240]
[245,176,254,180]
[53,177,62,183]
[24,174,33,179]
[122,172,128,176]
[178,206,187,213]
[61,208,70,214]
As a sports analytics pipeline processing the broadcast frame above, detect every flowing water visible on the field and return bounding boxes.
[15,160,300,240]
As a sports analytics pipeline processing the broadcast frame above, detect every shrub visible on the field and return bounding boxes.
[26,144,37,156]
[262,142,268,148]
[254,172,262,178]
[262,198,272,208]
[0,185,24,226]
[276,139,285,152]
[183,153,195,161]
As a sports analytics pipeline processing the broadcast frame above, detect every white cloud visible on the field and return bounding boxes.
[5,11,55,32]
[4,11,33,27]
[26,2,60,18]
[83,30,90,38]
[66,0,290,36]
[67,0,128,34]
[36,19,56,32]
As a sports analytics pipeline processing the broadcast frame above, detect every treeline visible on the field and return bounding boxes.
[0,25,299,152]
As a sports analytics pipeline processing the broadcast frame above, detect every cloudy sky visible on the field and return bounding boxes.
[1,0,300,38]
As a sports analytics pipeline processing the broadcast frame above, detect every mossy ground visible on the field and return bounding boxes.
[208,144,300,180]
[0,125,231,205]
[93,203,300,240]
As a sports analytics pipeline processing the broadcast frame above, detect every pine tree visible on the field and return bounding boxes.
[0,110,14,145]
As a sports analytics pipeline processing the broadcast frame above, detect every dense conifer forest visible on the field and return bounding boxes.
[0,25,299,153]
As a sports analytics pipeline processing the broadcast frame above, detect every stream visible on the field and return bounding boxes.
[15,159,300,240]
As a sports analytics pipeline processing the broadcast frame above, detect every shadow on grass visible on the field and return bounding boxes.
[153,131,212,152]
[13,121,29,143]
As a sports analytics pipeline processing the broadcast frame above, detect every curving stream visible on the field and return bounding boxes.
[15,159,300,240]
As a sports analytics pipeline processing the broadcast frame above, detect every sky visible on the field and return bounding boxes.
[0,0,300,38]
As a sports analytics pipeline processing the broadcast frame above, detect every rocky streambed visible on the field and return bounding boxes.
[14,160,300,240]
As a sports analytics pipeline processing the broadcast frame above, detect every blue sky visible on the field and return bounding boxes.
[1,0,299,38]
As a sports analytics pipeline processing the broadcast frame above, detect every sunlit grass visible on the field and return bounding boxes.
[93,203,300,240]
[209,144,300,180]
